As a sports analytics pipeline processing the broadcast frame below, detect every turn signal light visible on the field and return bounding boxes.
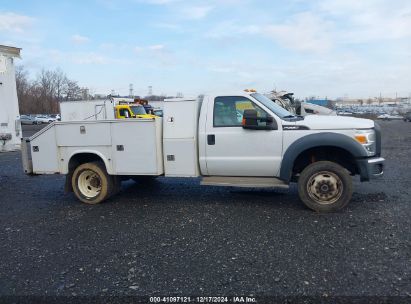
[355,135,367,144]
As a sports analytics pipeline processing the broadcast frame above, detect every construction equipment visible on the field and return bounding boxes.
[114,104,155,119]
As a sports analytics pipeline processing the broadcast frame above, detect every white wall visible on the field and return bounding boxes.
[0,51,21,152]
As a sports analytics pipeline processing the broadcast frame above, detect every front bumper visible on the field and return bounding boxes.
[357,157,385,182]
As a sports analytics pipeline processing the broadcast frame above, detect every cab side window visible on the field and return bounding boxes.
[213,96,268,127]
[119,108,130,117]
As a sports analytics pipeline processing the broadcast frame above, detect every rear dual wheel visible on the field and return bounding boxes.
[72,161,120,204]
[297,161,353,212]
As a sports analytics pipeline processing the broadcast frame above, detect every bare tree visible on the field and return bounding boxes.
[15,66,32,114]
[35,69,57,113]
[15,65,86,113]
[64,80,82,101]
[53,68,68,102]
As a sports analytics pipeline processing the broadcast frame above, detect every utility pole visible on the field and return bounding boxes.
[129,84,134,98]
[148,86,153,96]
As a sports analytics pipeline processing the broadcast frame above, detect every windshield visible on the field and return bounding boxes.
[130,106,147,115]
[251,93,294,119]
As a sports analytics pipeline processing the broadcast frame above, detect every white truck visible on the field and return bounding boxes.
[21,91,384,212]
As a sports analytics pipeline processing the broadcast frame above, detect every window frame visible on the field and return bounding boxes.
[212,96,270,128]
[119,108,131,117]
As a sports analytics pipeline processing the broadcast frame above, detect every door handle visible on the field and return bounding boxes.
[207,134,215,145]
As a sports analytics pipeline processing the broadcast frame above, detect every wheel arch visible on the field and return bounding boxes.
[280,132,368,182]
[64,151,112,193]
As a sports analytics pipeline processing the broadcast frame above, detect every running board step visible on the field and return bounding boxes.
[201,176,289,188]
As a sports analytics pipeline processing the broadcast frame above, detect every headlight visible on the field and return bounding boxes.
[354,129,376,156]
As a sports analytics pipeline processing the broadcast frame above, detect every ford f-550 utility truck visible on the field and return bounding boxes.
[21,91,384,212]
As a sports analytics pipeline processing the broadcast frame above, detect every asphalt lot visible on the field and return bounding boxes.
[0,121,410,300]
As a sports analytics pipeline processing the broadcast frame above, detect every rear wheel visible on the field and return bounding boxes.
[297,161,353,212]
[72,161,114,204]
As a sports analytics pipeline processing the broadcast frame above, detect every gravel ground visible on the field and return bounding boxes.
[0,121,410,301]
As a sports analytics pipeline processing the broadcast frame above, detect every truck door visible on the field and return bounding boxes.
[204,96,282,177]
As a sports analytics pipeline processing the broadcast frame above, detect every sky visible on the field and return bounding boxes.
[1,0,411,99]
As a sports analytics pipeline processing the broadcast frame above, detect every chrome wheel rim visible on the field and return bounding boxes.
[78,170,101,198]
[307,171,343,205]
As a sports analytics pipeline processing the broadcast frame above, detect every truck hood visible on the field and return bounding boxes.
[293,115,375,130]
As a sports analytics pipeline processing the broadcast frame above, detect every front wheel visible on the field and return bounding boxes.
[297,161,353,212]
[72,161,114,204]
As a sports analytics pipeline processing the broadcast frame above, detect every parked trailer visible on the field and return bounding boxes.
[0,45,22,152]
[22,92,384,212]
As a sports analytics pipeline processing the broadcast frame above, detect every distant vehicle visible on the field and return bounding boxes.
[49,114,61,121]
[35,115,54,124]
[153,109,163,117]
[143,104,155,115]
[377,114,403,120]
[20,115,39,125]
[337,111,353,116]
[267,90,336,116]
[403,112,411,122]
[302,102,337,116]
[114,104,155,119]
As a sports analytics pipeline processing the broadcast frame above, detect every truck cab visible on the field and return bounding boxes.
[115,104,156,119]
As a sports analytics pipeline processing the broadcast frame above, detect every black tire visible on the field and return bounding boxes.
[111,175,122,197]
[72,161,114,204]
[297,161,353,212]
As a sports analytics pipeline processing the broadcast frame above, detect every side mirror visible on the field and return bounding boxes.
[242,109,277,130]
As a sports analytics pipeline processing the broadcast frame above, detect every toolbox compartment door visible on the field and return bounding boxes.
[55,123,111,147]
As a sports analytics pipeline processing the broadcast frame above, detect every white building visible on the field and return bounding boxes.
[0,45,22,152]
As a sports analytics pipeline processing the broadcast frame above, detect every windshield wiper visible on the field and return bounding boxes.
[282,115,297,119]
[282,114,305,121]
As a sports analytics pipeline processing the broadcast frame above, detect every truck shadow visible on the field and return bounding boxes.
[109,178,304,211]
